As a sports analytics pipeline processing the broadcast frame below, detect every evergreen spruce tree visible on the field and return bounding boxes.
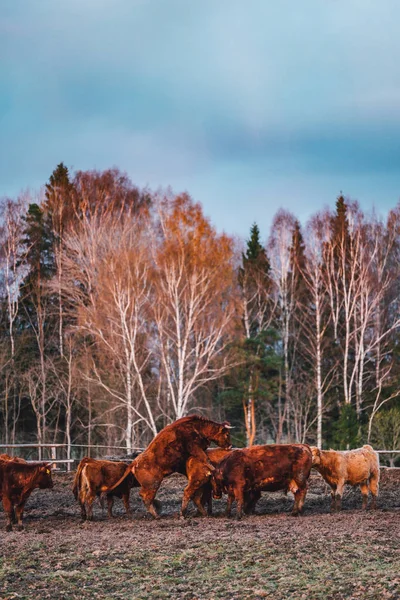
[332,404,360,449]
[235,224,279,444]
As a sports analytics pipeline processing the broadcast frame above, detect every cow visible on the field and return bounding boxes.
[105,415,233,518]
[211,444,313,519]
[72,457,136,521]
[0,459,53,531]
[181,448,231,517]
[180,448,261,518]
[310,445,380,511]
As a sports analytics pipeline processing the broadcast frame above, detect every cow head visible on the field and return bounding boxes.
[211,467,224,499]
[310,446,321,466]
[37,464,54,489]
[211,421,233,450]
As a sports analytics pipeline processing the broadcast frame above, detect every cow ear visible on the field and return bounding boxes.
[311,447,320,459]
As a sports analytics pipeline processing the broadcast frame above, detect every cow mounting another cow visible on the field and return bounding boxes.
[105,415,232,518]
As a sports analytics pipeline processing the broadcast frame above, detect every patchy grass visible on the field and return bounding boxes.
[0,471,399,599]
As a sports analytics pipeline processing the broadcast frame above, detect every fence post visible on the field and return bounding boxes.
[51,446,57,470]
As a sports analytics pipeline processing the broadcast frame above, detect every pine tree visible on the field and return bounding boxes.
[237,223,278,444]
[239,223,272,338]
[43,162,75,231]
[43,163,75,356]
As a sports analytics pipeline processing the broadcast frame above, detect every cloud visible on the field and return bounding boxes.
[1,0,400,234]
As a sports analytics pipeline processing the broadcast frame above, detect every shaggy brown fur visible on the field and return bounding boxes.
[181,448,261,517]
[0,454,26,463]
[180,448,231,517]
[106,415,232,518]
[212,444,312,519]
[311,445,380,511]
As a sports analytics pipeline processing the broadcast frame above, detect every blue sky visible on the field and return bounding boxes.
[1,0,400,239]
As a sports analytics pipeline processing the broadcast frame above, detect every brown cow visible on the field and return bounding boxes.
[181,448,231,517]
[106,415,232,518]
[212,444,313,519]
[72,457,136,521]
[310,445,380,511]
[181,448,260,518]
[0,459,53,531]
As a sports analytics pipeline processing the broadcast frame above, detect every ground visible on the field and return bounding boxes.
[0,469,399,600]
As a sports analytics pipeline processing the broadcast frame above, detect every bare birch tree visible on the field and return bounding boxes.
[268,210,298,441]
[298,211,334,447]
[61,207,157,450]
[152,193,238,420]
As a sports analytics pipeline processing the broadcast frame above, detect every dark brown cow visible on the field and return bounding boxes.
[72,457,136,521]
[212,444,313,519]
[181,448,231,517]
[181,448,260,518]
[106,415,232,518]
[0,459,53,531]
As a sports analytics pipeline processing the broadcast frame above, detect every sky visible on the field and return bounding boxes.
[1,0,400,240]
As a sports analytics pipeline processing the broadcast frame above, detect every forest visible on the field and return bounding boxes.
[0,163,399,461]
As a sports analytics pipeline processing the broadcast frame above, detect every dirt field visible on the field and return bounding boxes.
[0,468,399,600]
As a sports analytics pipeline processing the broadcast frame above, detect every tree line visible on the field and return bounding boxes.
[0,164,399,461]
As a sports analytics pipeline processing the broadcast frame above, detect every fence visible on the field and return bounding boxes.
[0,443,145,471]
[1,444,400,471]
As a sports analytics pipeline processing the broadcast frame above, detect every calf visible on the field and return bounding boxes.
[72,457,136,521]
[181,449,260,517]
[181,448,231,517]
[212,444,312,519]
[310,445,380,511]
[0,459,53,531]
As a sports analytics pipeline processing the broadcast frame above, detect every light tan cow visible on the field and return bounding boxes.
[310,445,379,511]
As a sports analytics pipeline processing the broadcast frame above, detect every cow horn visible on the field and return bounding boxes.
[224,424,234,429]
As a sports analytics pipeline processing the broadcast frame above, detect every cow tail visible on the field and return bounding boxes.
[105,463,134,493]
[72,457,90,499]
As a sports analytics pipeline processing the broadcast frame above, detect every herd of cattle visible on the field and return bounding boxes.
[0,415,381,531]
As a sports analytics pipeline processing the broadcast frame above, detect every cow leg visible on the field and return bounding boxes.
[234,487,245,520]
[122,493,132,517]
[369,473,379,510]
[244,490,261,515]
[79,500,87,521]
[107,495,114,518]
[190,488,207,517]
[224,491,234,518]
[335,482,344,512]
[78,486,88,520]
[139,484,161,519]
[201,485,213,516]
[181,477,208,518]
[181,481,197,518]
[86,491,97,521]
[360,482,369,510]
[292,487,307,516]
[14,502,26,531]
[330,485,337,512]
[2,496,14,532]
